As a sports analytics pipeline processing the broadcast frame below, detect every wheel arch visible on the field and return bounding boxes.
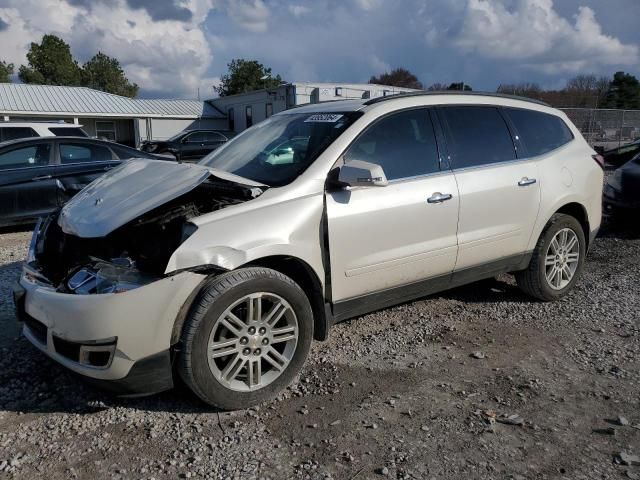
[553,202,590,248]
[170,256,330,347]
[245,255,330,342]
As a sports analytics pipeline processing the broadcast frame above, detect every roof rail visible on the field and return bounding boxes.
[363,91,551,108]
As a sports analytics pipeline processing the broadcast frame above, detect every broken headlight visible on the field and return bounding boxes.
[67,262,157,295]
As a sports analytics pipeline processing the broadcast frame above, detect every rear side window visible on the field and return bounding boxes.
[344,108,440,180]
[505,108,573,157]
[439,106,516,169]
[0,143,51,170]
[49,127,88,137]
[0,127,38,142]
[184,132,206,143]
[110,144,147,160]
[59,143,113,163]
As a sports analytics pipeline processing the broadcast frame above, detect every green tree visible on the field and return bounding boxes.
[447,82,472,91]
[82,52,138,98]
[18,34,82,86]
[369,68,424,89]
[0,61,14,83]
[603,71,640,109]
[216,59,283,97]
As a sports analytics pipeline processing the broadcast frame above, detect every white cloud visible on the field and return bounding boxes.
[288,5,310,18]
[453,0,639,73]
[225,0,269,33]
[0,0,216,97]
[354,0,382,11]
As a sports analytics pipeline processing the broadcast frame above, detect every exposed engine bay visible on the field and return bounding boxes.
[31,176,263,291]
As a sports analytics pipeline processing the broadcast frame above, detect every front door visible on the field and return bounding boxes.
[0,141,58,226]
[326,108,459,305]
[437,105,541,270]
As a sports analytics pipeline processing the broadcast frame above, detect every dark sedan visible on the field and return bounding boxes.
[603,153,640,210]
[601,140,640,169]
[0,137,162,227]
[139,129,235,161]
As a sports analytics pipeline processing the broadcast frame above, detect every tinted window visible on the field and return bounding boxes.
[184,132,206,143]
[49,127,88,137]
[228,108,235,131]
[1,127,38,141]
[439,106,516,169]
[59,143,113,163]
[506,108,573,157]
[110,144,148,160]
[0,143,51,170]
[204,132,225,143]
[344,109,440,180]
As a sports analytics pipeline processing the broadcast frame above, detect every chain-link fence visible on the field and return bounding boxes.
[560,108,640,150]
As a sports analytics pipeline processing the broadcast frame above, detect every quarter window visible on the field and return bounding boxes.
[228,108,235,131]
[49,127,88,137]
[505,108,574,157]
[59,143,113,163]
[344,109,440,180]
[0,143,51,170]
[439,106,516,169]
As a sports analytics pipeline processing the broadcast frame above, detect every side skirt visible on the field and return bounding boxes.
[330,252,532,324]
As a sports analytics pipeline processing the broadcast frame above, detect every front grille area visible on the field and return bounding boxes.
[24,316,47,345]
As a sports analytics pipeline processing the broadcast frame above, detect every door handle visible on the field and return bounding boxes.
[518,177,537,186]
[427,192,453,204]
[32,175,52,181]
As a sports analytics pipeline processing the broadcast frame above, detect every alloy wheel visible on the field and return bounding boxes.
[544,227,580,290]
[207,292,298,392]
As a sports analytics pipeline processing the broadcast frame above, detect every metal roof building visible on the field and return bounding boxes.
[0,83,226,146]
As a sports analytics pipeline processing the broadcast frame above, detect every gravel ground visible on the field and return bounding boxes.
[0,218,638,480]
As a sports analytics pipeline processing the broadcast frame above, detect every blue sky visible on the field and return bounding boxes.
[0,0,638,98]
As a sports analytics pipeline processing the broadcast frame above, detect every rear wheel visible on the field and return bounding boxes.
[177,268,313,410]
[516,213,586,301]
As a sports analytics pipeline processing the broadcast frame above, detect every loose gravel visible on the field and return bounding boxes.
[0,218,638,479]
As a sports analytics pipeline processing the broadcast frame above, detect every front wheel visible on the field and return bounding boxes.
[177,268,313,410]
[516,213,586,301]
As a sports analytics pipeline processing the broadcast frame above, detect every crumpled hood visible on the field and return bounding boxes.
[59,159,213,238]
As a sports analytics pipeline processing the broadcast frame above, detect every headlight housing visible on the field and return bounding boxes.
[67,262,157,294]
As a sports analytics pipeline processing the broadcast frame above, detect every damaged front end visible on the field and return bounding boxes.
[28,159,265,291]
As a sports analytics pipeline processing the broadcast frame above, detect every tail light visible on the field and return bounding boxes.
[592,154,605,169]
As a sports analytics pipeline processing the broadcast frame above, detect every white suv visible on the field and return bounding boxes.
[14,93,603,409]
[0,122,88,142]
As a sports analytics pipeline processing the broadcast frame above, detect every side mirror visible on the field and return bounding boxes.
[337,160,389,187]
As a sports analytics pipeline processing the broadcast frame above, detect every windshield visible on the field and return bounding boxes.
[199,111,362,186]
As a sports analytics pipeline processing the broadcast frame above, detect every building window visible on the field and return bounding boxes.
[228,108,235,131]
[245,106,253,128]
[265,103,273,118]
[96,121,116,141]
[335,87,343,97]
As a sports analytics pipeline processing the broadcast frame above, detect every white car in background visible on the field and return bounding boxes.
[14,92,603,410]
[0,122,88,143]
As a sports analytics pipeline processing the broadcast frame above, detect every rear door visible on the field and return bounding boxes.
[437,105,541,271]
[53,140,120,203]
[179,131,207,160]
[326,108,460,304]
[0,140,57,225]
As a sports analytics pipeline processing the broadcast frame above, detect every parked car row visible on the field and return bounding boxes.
[0,137,160,227]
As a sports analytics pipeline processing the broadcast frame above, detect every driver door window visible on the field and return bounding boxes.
[344,109,440,180]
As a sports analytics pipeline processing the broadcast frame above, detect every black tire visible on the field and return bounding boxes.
[177,267,313,410]
[515,213,586,301]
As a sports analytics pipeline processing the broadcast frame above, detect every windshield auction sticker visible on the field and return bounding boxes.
[305,114,344,123]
